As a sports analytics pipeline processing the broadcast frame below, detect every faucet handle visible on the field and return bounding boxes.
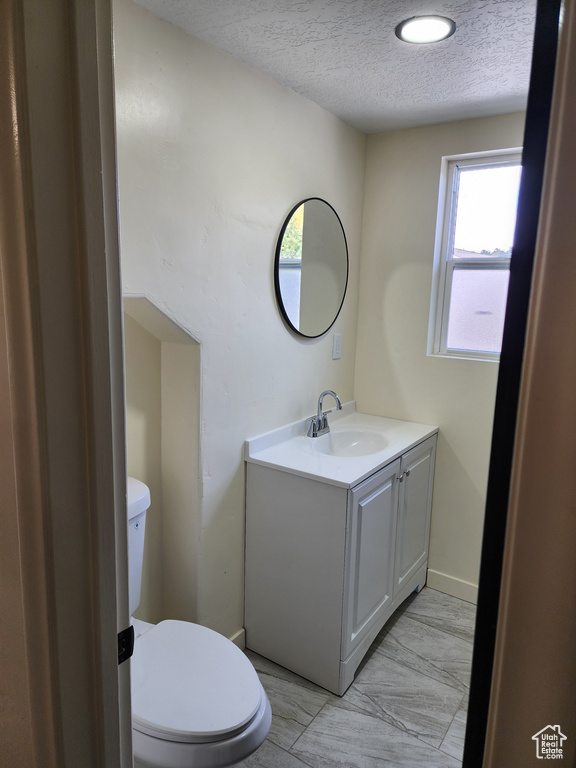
[306,417,319,438]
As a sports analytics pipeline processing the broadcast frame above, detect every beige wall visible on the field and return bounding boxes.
[355,113,526,602]
[114,0,366,639]
[124,313,163,621]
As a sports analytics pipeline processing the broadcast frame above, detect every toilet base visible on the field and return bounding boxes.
[133,690,272,768]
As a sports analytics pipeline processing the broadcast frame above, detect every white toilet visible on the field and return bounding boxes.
[127,477,271,768]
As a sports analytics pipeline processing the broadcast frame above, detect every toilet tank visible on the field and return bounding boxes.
[127,477,151,616]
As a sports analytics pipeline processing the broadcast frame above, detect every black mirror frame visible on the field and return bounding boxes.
[274,197,349,339]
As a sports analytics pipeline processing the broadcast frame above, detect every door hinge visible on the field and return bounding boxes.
[118,625,134,665]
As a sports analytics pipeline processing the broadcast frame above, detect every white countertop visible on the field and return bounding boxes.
[245,403,438,488]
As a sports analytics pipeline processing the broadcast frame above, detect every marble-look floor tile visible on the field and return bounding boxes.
[242,591,474,768]
[245,651,332,750]
[238,738,314,768]
[440,701,469,761]
[290,703,461,768]
[375,612,473,693]
[397,587,476,643]
[246,651,331,694]
[340,653,465,748]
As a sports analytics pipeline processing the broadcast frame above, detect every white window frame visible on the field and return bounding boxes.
[428,148,522,362]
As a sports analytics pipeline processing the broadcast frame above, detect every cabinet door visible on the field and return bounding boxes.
[342,459,400,660]
[394,436,436,598]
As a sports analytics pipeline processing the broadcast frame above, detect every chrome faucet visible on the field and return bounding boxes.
[307,390,342,438]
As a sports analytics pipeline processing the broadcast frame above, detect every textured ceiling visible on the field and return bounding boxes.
[133,0,537,133]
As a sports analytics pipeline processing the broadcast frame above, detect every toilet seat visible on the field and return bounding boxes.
[131,620,263,745]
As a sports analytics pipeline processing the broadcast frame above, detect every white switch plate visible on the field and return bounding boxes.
[332,333,342,360]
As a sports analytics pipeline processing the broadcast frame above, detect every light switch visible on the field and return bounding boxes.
[332,333,342,360]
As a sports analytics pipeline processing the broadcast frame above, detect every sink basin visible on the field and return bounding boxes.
[317,429,387,457]
[246,404,438,487]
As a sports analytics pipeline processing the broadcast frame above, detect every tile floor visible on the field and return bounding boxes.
[239,587,476,768]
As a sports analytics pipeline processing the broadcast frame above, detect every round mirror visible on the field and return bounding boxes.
[274,198,349,338]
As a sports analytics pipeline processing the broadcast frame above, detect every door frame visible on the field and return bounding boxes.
[0,1,130,765]
[463,1,571,765]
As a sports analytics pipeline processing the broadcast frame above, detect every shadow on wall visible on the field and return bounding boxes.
[427,431,488,601]
[357,261,498,602]
[123,296,201,625]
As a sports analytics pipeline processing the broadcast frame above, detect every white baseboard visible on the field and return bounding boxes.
[427,568,478,604]
[229,627,246,649]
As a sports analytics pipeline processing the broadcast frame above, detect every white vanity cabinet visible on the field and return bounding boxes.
[244,419,437,696]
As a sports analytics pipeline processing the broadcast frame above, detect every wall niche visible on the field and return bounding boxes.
[123,295,201,624]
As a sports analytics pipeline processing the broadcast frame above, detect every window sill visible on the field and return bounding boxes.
[427,350,500,363]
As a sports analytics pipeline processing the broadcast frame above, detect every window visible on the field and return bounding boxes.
[429,150,522,361]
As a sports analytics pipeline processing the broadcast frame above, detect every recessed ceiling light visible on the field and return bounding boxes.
[395,15,456,44]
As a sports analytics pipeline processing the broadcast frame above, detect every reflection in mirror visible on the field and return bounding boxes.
[275,198,348,338]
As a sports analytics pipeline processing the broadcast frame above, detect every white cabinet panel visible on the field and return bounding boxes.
[244,464,348,693]
[342,460,399,659]
[394,436,436,598]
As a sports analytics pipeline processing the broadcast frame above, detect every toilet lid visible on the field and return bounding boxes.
[131,620,263,744]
